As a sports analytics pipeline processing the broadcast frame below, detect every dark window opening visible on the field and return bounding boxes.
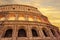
[32,29,38,37]
[3,29,12,37]
[57,31,60,35]
[13,8,15,10]
[28,9,30,10]
[18,29,27,37]
[50,29,56,37]
[42,29,48,37]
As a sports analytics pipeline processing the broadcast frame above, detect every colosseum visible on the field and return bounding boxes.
[0,4,60,40]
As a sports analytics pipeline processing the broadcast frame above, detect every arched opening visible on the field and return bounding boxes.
[32,29,38,37]
[0,15,5,21]
[37,16,41,22]
[18,16,25,20]
[18,14,25,20]
[3,29,12,37]
[42,28,49,37]
[37,18,41,22]
[28,16,34,21]
[7,13,16,20]
[57,30,60,35]
[50,29,57,37]
[18,29,27,37]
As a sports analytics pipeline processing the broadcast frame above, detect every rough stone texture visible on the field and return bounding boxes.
[0,4,60,40]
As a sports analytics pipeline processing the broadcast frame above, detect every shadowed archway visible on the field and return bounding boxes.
[18,29,27,37]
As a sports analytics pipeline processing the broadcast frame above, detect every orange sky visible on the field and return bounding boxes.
[0,0,60,29]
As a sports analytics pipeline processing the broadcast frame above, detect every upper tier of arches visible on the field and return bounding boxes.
[0,4,50,24]
[0,13,41,22]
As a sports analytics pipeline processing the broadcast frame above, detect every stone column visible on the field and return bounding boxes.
[15,13,18,20]
[38,26,45,38]
[0,28,3,40]
[25,15,28,21]
[12,25,17,40]
[0,26,6,38]
[34,16,37,21]
[27,25,32,39]
[54,29,59,37]
[5,13,8,20]
[46,27,54,37]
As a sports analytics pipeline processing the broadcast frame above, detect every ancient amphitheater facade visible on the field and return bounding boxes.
[0,4,60,40]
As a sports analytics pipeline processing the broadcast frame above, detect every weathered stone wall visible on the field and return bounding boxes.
[0,4,60,40]
[0,21,60,40]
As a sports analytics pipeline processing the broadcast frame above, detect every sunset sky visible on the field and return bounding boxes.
[0,0,60,29]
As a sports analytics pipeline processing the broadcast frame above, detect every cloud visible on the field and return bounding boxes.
[38,6,60,29]
[0,0,41,5]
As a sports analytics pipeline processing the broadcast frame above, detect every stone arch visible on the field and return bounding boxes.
[42,28,50,37]
[18,14,25,21]
[18,28,27,37]
[7,13,16,20]
[57,30,60,35]
[28,15,34,21]
[0,14,5,21]
[3,29,13,37]
[31,27,39,37]
[50,29,57,37]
